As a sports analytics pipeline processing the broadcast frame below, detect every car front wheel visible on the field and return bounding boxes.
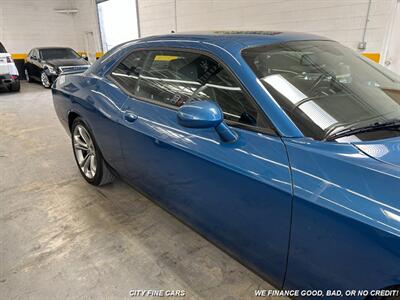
[71,118,115,186]
[41,71,51,88]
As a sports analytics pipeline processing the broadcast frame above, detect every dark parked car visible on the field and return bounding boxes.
[24,47,90,88]
[52,32,400,299]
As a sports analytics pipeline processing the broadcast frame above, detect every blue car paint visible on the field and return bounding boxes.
[53,75,128,169]
[177,101,238,142]
[89,33,322,138]
[353,136,400,167]
[177,100,224,128]
[282,138,400,291]
[52,32,400,298]
[118,93,293,288]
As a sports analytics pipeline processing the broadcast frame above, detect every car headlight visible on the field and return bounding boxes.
[44,64,57,74]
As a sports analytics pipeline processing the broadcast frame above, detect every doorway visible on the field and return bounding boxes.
[97,0,140,52]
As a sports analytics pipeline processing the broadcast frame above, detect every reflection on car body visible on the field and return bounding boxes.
[52,32,400,299]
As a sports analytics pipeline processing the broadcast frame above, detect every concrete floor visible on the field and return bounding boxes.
[0,82,286,300]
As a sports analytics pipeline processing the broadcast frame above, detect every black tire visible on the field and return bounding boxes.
[8,80,20,92]
[71,118,115,186]
[25,69,33,82]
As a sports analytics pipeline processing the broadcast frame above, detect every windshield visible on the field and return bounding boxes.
[242,40,400,141]
[40,48,80,60]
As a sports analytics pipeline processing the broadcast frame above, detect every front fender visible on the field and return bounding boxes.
[283,138,400,299]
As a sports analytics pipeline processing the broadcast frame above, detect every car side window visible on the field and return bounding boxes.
[133,50,268,128]
[135,51,201,106]
[109,51,147,93]
[28,49,34,59]
[33,49,39,59]
[195,67,260,126]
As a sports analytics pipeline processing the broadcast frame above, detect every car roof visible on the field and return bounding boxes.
[94,30,332,79]
[137,31,330,48]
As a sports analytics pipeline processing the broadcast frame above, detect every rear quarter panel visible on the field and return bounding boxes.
[52,73,127,170]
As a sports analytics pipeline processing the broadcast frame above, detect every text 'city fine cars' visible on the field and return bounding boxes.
[25,47,90,88]
[52,32,400,299]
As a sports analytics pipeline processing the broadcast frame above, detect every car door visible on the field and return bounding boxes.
[26,49,41,80]
[31,49,43,79]
[25,50,34,78]
[34,49,45,78]
[110,49,293,287]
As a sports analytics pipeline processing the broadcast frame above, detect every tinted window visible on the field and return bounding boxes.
[195,68,260,126]
[242,41,400,141]
[109,51,147,93]
[134,50,266,127]
[135,51,201,107]
[0,42,7,53]
[40,48,80,60]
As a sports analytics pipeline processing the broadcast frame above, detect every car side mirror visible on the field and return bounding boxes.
[31,56,37,60]
[177,100,238,143]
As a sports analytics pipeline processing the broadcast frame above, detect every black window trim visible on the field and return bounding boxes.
[106,46,278,136]
[0,42,7,53]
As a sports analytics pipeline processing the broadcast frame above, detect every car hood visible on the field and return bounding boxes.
[353,137,400,167]
[45,58,88,67]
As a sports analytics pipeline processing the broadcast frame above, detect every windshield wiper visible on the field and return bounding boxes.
[324,119,400,141]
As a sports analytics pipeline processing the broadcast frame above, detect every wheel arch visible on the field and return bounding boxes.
[68,111,81,132]
[68,112,100,153]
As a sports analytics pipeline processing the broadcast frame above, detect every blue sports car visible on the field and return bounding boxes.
[52,32,400,299]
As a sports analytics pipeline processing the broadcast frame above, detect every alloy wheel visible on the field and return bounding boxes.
[41,72,50,88]
[73,125,97,179]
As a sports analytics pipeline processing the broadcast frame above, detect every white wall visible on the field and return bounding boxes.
[71,0,103,56]
[0,0,101,54]
[0,0,396,59]
[138,0,176,36]
[97,0,139,51]
[137,0,398,56]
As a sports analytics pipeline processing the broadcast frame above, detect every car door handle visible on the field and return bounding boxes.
[124,111,138,123]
